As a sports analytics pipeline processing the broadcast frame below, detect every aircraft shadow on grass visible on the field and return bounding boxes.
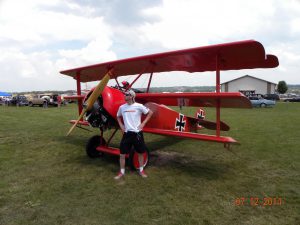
[56,135,228,180]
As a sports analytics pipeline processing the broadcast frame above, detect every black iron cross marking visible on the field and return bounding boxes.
[197,111,205,120]
[175,113,186,132]
[197,111,205,126]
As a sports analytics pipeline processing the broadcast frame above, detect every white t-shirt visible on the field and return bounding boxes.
[117,102,150,132]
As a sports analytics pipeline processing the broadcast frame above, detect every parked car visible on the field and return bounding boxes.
[28,96,47,107]
[40,94,64,106]
[263,93,280,101]
[0,97,11,105]
[283,97,300,102]
[42,94,58,106]
[248,96,276,107]
[8,95,28,106]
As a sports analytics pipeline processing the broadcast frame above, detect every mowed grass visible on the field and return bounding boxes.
[0,103,299,225]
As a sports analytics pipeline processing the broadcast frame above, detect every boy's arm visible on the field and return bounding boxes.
[117,116,125,133]
[138,110,153,130]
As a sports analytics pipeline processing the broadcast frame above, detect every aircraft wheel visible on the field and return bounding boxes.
[129,149,149,170]
[86,135,106,158]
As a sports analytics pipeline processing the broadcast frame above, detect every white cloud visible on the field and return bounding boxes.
[136,0,300,86]
[140,0,276,49]
[291,18,300,34]
[0,0,300,92]
[59,37,116,64]
[0,0,116,91]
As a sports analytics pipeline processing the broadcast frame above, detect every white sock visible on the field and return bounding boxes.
[139,167,143,172]
[121,168,125,174]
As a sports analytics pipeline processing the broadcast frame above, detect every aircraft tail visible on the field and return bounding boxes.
[187,107,230,131]
[195,108,206,129]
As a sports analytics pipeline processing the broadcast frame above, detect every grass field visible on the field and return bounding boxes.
[0,103,299,225]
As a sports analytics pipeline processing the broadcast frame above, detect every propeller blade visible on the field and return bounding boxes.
[66,72,111,136]
[85,73,110,111]
[66,109,87,136]
[198,119,230,131]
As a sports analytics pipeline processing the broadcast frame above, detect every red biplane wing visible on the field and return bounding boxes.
[136,92,251,108]
[60,40,279,82]
[143,127,238,144]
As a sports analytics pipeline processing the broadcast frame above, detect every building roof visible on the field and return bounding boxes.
[221,75,277,85]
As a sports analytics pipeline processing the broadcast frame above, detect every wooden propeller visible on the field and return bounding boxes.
[66,73,111,136]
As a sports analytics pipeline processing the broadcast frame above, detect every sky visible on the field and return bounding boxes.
[0,0,299,92]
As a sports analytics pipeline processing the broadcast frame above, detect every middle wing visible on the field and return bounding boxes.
[136,92,251,108]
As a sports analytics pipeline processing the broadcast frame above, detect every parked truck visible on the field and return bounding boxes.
[28,96,47,107]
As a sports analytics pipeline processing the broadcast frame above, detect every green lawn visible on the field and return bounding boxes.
[0,103,299,225]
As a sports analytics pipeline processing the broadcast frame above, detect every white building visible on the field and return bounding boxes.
[221,75,277,96]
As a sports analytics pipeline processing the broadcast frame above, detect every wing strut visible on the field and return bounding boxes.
[115,78,121,89]
[76,72,83,118]
[127,63,155,91]
[216,54,221,137]
[146,71,154,93]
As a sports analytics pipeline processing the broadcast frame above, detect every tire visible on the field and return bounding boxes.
[86,135,106,158]
[129,148,149,170]
[260,103,266,108]
[28,102,33,107]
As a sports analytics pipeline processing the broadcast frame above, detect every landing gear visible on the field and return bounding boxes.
[86,131,150,170]
[86,135,106,158]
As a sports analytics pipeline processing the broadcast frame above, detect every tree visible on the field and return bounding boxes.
[277,81,288,94]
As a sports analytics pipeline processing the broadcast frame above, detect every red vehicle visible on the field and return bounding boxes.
[60,40,279,169]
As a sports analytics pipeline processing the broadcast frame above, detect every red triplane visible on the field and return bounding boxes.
[60,40,279,169]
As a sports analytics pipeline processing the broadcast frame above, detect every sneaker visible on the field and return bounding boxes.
[139,170,148,178]
[114,172,124,180]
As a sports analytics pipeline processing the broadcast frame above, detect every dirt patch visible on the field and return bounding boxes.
[150,151,188,166]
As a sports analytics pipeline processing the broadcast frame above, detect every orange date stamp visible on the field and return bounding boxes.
[234,197,285,206]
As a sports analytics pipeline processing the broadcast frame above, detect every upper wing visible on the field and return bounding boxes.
[136,92,252,108]
[60,40,279,82]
